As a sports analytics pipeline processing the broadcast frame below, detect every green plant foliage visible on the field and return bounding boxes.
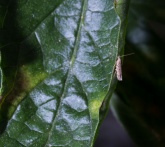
[0,0,130,146]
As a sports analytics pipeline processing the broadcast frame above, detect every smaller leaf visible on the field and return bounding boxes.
[110,94,160,147]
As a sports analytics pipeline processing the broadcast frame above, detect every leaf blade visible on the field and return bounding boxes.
[0,0,130,146]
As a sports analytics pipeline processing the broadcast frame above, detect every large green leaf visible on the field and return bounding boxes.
[0,0,129,146]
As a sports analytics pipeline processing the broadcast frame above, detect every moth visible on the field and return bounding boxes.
[115,53,134,81]
[116,56,122,81]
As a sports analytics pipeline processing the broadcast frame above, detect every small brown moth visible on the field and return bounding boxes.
[116,56,122,81]
[115,53,134,81]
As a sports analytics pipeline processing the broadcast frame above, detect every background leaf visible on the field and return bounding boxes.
[0,0,130,146]
[111,0,165,146]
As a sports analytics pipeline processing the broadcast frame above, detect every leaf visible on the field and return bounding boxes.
[0,0,130,146]
[130,0,165,23]
[110,94,159,147]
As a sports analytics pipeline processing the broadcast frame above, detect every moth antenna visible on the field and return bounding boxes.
[119,53,134,58]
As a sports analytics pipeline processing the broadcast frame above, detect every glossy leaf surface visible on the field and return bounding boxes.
[0,0,129,146]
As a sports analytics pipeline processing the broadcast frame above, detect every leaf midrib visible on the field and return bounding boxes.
[44,0,88,146]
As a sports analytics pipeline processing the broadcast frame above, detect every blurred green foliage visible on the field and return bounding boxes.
[111,0,165,146]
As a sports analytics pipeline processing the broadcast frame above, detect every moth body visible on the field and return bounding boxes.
[116,56,122,81]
